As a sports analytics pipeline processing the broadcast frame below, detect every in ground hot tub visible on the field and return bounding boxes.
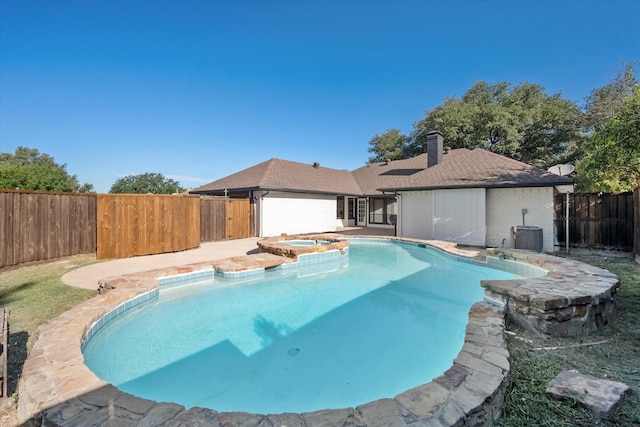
[258,235,349,259]
[278,239,331,246]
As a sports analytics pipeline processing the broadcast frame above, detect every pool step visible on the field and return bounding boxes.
[211,252,294,273]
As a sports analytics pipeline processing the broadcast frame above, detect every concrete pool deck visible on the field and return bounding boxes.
[62,237,263,290]
[18,235,620,426]
[61,227,397,290]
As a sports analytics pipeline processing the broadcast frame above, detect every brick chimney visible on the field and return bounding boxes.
[427,131,444,168]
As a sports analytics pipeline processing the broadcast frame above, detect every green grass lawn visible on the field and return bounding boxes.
[0,256,97,399]
[0,252,638,426]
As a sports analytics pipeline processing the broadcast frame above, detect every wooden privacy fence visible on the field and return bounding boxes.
[96,194,200,260]
[0,190,97,267]
[554,192,635,251]
[1,190,253,267]
[200,198,251,242]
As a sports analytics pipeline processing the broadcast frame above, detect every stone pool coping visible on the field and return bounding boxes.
[17,237,617,426]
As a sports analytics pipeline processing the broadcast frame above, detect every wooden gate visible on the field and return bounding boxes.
[200,198,227,242]
[200,198,251,242]
[225,198,250,239]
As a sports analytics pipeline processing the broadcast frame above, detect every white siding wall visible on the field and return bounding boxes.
[398,190,433,240]
[261,192,337,237]
[433,188,486,246]
[486,187,555,252]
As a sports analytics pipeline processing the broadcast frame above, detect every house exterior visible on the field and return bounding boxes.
[350,154,428,230]
[378,132,574,252]
[191,131,573,251]
[189,159,363,237]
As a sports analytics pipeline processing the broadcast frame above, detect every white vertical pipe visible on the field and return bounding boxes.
[566,192,570,254]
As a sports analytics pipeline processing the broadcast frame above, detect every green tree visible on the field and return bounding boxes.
[109,172,184,194]
[367,129,409,163]
[0,146,94,192]
[575,86,640,192]
[583,62,638,130]
[409,81,582,168]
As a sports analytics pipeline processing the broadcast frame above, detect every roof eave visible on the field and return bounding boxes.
[379,180,574,192]
[263,187,362,196]
[192,186,362,197]
[189,186,260,195]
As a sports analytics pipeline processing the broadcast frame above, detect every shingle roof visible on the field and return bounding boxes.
[190,158,363,195]
[378,148,573,191]
[351,154,429,196]
[191,149,573,196]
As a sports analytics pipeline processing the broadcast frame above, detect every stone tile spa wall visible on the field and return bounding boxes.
[482,248,620,337]
[257,234,349,259]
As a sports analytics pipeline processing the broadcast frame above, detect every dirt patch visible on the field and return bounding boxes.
[0,397,18,427]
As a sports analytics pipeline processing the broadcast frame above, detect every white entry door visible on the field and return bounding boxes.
[357,198,367,226]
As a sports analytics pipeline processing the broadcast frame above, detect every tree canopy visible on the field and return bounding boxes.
[109,172,184,194]
[574,63,639,191]
[368,64,639,191]
[576,85,640,192]
[367,129,409,162]
[583,62,638,131]
[0,147,94,192]
[409,81,583,168]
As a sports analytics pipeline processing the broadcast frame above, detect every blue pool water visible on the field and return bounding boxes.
[83,241,519,414]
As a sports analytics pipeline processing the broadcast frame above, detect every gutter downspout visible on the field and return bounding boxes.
[259,190,270,238]
[394,192,401,237]
[249,191,256,238]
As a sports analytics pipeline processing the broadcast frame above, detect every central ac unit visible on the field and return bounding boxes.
[511,225,543,251]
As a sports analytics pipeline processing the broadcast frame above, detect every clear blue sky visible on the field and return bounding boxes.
[1,0,638,193]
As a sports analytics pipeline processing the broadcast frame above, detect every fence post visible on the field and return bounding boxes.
[635,187,640,262]
[0,307,9,398]
[565,192,570,254]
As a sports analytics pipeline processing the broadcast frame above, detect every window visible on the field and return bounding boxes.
[348,198,356,220]
[336,197,345,219]
[368,197,395,224]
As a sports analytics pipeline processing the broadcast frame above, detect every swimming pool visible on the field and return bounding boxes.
[83,240,521,414]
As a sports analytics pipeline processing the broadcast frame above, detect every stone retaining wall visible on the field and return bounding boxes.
[482,249,620,337]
